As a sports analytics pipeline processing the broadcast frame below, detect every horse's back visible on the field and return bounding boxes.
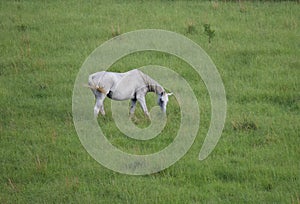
[89,69,147,97]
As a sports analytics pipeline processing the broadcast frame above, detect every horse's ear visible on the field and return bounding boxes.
[167,92,173,96]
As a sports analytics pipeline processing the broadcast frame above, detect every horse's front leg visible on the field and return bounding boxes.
[129,99,137,117]
[137,96,149,117]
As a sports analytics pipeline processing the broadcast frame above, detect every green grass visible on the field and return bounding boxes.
[1,0,299,203]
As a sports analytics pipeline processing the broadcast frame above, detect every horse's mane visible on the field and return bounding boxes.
[138,70,164,95]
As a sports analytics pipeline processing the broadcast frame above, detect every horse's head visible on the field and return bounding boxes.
[158,92,173,113]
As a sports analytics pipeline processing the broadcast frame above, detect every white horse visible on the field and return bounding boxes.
[88,69,173,117]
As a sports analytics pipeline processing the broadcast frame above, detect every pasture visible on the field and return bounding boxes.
[0,0,299,203]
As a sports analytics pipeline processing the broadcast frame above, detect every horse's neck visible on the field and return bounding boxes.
[147,80,164,94]
[138,70,164,94]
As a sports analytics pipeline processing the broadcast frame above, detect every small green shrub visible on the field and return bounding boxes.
[231,116,258,131]
[203,23,215,43]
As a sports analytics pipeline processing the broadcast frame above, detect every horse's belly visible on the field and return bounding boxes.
[109,90,135,101]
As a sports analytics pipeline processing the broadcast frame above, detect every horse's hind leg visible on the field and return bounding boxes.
[94,94,106,117]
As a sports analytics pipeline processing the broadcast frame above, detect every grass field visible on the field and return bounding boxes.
[1,0,299,203]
